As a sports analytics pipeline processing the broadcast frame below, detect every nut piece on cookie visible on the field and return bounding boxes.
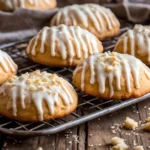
[0,70,78,122]
[111,137,128,150]
[50,4,120,40]
[123,117,138,130]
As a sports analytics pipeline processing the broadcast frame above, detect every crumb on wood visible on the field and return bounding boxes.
[111,137,128,150]
[134,145,144,150]
[144,117,150,131]
[123,117,138,130]
[3,142,7,147]
[37,147,43,150]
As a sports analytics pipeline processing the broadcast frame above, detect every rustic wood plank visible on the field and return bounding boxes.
[2,100,150,150]
[78,124,86,150]
[0,134,4,149]
[86,100,150,150]
[2,135,55,150]
[137,99,150,149]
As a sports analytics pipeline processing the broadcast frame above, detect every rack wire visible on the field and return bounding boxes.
[0,20,149,136]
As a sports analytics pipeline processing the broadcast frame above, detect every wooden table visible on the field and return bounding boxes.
[0,99,150,150]
[0,1,150,150]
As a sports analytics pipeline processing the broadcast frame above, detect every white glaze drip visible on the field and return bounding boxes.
[51,4,118,32]
[73,52,150,97]
[0,71,73,121]
[0,50,17,73]
[26,25,101,65]
[3,0,51,9]
[115,25,150,62]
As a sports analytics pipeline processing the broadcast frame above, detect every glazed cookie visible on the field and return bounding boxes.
[73,52,150,100]
[26,25,103,67]
[50,4,120,40]
[0,70,78,122]
[0,0,57,11]
[0,50,17,85]
[114,25,150,65]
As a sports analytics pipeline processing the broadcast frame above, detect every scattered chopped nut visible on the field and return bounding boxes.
[3,142,7,147]
[111,137,125,145]
[111,137,128,150]
[144,117,150,131]
[144,122,150,131]
[88,144,94,147]
[134,145,144,150]
[37,147,43,150]
[147,117,150,122]
[112,143,129,150]
[123,117,138,130]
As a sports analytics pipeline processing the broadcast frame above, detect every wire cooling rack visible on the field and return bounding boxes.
[0,20,150,136]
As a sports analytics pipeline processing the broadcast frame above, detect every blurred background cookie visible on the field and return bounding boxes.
[0,50,17,85]
[0,0,57,11]
[114,25,150,65]
[50,4,120,40]
[26,25,103,67]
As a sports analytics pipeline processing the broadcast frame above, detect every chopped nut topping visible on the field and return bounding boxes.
[3,70,62,94]
[134,24,150,34]
[105,65,114,72]
[97,52,121,73]
[123,117,138,130]
[143,116,150,131]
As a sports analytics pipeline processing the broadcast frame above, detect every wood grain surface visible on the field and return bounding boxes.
[1,99,150,150]
[1,1,150,150]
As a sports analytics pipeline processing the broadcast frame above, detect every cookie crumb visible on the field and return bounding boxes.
[111,137,128,150]
[144,117,150,131]
[88,144,94,147]
[134,145,144,150]
[3,142,7,147]
[37,147,43,150]
[123,117,138,130]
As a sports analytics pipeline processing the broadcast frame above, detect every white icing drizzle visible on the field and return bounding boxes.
[0,71,73,121]
[3,0,51,9]
[73,52,150,97]
[26,25,101,65]
[51,4,119,32]
[0,50,17,73]
[115,25,150,62]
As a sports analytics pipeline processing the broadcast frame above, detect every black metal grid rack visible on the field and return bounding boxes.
[0,20,149,136]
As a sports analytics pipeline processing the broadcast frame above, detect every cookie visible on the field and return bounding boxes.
[26,25,103,67]
[114,25,150,65]
[73,52,150,100]
[0,70,78,122]
[50,4,120,40]
[0,50,17,85]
